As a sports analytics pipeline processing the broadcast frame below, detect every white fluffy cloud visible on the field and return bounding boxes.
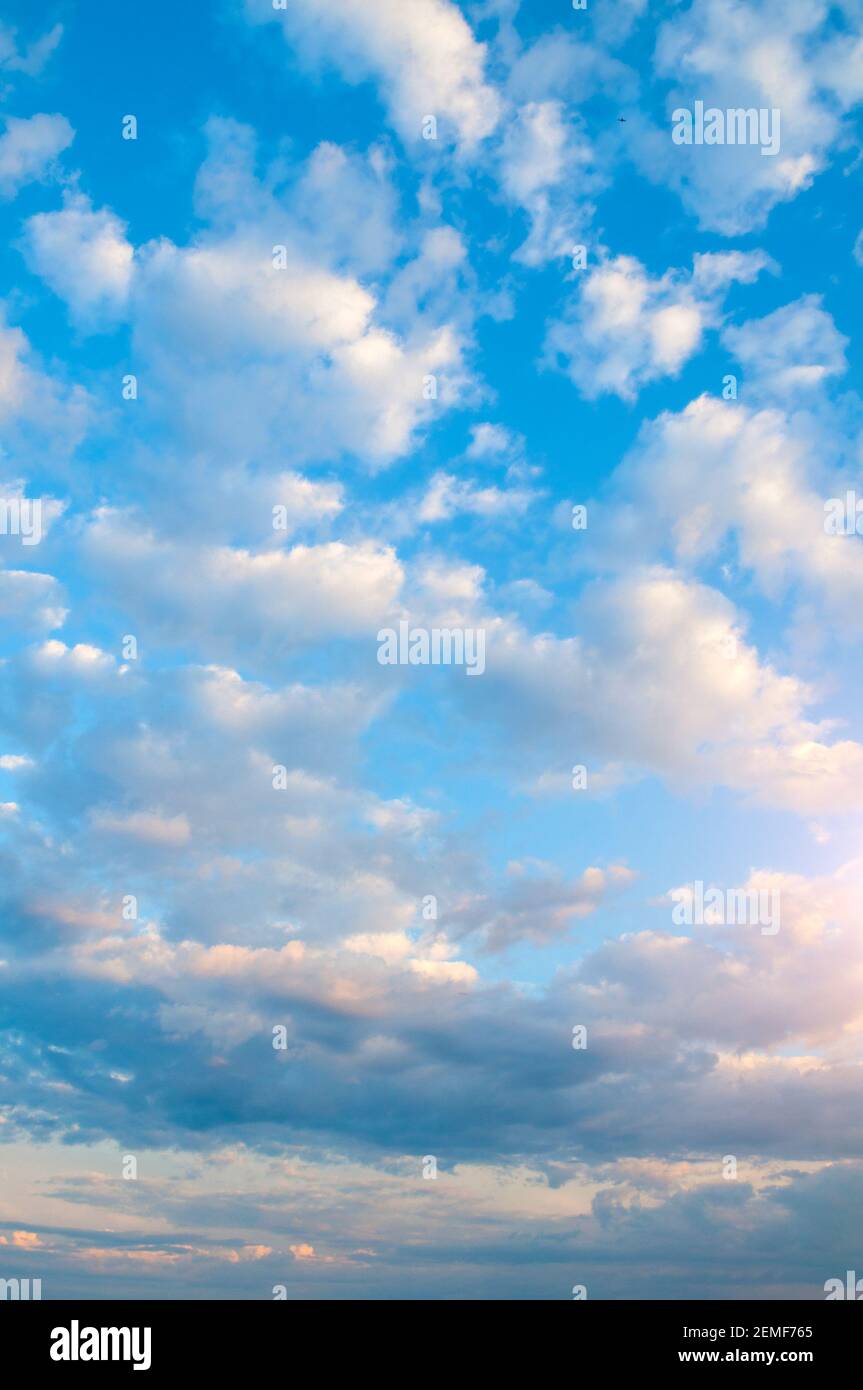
[82,510,404,657]
[499,100,601,265]
[0,112,72,198]
[22,125,475,464]
[545,250,772,399]
[131,234,466,460]
[0,310,90,453]
[723,294,848,397]
[586,297,861,642]
[0,318,32,419]
[23,193,133,325]
[638,0,863,233]
[448,565,863,813]
[245,0,502,149]
[0,566,66,632]
[600,387,863,633]
[418,470,536,523]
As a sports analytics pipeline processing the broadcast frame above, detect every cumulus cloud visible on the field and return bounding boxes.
[418,470,537,523]
[0,311,90,453]
[723,294,848,397]
[244,0,502,149]
[0,318,30,419]
[0,112,72,197]
[81,511,404,658]
[545,250,772,399]
[193,117,404,280]
[499,100,602,265]
[130,231,468,462]
[637,0,863,233]
[597,362,863,634]
[0,567,66,632]
[23,193,133,326]
[22,123,476,465]
[466,422,518,459]
[455,566,863,814]
[28,640,116,680]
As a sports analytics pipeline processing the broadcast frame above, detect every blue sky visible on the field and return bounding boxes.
[1,0,863,1300]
